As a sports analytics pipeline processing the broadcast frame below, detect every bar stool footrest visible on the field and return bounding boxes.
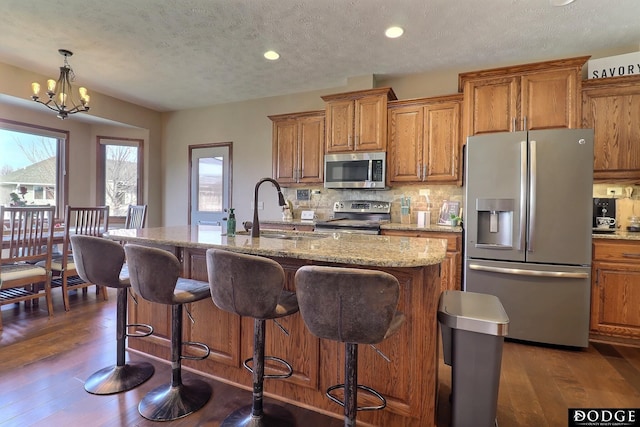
[126,322,154,338]
[326,383,387,411]
[243,355,293,379]
[180,341,211,361]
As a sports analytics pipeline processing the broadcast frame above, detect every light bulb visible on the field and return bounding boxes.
[59,92,67,106]
[78,87,87,97]
[47,79,56,93]
[31,82,40,96]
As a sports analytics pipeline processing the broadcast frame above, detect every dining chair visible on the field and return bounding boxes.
[124,204,147,229]
[0,206,56,329]
[49,205,110,311]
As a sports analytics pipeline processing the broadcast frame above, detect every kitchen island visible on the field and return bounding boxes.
[105,226,447,427]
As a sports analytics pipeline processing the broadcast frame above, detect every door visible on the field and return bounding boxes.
[465,259,591,347]
[526,129,593,265]
[464,131,527,262]
[189,143,232,226]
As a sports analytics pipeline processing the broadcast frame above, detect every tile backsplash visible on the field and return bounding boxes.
[282,183,640,226]
[282,185,464,224]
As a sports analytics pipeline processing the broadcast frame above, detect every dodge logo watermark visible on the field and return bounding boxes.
[569,409,639,427]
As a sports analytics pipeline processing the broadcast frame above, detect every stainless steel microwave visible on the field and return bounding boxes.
[324,152,386,189]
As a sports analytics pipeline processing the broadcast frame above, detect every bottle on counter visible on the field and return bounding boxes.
[227,208,236,237]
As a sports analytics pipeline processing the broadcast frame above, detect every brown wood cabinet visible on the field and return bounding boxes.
[459,56,589,138]
[270,110,325,186]
[591,239,640,341]
[128,245,442,427]
[321,87,397,153]
[582,75,640,181]
[381,229,461,292]
[387,94,462,185]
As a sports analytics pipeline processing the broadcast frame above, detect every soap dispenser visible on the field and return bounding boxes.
[227,208,236,237]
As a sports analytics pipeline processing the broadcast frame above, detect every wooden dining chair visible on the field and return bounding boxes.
[49,205,110,311]
[124,204,147,229]
[0,206,56,329]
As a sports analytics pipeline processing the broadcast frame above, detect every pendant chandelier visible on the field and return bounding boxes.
[30,49,90,120]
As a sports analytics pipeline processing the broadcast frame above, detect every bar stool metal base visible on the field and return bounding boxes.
[138,378,212,421]
[221,403,296,427]
[84,361,155,395]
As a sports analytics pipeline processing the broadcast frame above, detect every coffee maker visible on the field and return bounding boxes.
[593,198,616,230]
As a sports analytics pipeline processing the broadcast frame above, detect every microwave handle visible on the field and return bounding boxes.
[367,159,373,181]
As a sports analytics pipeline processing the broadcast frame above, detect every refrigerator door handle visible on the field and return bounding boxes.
[528,140,537,252]
[518,140,527,251]
[468,263,589,279]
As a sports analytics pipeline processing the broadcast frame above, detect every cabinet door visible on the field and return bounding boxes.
[298,114,325,183]
[423,101,460,182]
[521,68,579,130]
[325,99,354,153]
[463,76,519,136]
[272,119,298,184]
[592,261,640,339]
[388,105,423,183]
[354,95,387,151]
[583,79,640,181]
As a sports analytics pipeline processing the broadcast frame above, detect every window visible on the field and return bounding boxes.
[0,119,67,218]
[97,136,143,217]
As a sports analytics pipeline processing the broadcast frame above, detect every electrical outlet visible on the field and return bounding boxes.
[607,187,623,196]
[296,189,310,200]
[250,201,265,210]
[419,189,431,196]
[311,189,321,195]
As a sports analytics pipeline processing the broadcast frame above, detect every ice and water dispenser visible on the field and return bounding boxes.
[474,199,514,248]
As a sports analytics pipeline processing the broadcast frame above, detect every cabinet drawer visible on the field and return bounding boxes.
[593,240,640,262]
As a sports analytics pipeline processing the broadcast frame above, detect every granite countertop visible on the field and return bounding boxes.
[105,226,447,268]
[260,219,463,233]
[592,230,640,241]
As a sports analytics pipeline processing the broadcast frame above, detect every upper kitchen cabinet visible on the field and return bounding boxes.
[459,56,589,138]
[582,75,640,181]
[270,110,325,186]
[321,87,397,153]
[387,94,462,185]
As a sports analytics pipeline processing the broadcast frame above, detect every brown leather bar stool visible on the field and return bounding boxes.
[205,248,299,427]
[70,235,155,395]
[124,243,212,421]
[294,266,405,427]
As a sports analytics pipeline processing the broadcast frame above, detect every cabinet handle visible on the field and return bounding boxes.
[422,165,427,181]
[523,116,528,131]
[348,135,352,148]
[622,253,640,258]
[354,135,359,147]
[512,117,516,132]
[416,162,421,178]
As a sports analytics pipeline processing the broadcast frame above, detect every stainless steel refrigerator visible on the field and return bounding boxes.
[464,128,593,348]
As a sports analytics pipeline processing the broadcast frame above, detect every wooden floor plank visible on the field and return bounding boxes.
[2,289,640,426]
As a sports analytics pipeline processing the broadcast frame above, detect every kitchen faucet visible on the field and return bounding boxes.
[251,178,286,237]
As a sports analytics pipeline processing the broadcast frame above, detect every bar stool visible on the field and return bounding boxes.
[294,266,405,427]
[124,243,212,421]
[70,235,155,395]
[205,248,299,427]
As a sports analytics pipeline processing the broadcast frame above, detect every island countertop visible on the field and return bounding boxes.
[104,225,446,426]
[105,225,447,268]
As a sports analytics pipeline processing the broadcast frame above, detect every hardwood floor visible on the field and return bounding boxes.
[1,288,639,427]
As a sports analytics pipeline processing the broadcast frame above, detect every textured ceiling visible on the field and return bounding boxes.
[1,0,639,112]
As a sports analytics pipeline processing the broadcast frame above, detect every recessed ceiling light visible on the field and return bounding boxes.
[264,50,280,60]
[385,26,404,39]
[550,0,576,6]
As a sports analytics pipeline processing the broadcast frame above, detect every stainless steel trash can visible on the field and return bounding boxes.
[438,290,509,427]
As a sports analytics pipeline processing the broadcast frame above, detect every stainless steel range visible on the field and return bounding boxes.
[314,200,390,235]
